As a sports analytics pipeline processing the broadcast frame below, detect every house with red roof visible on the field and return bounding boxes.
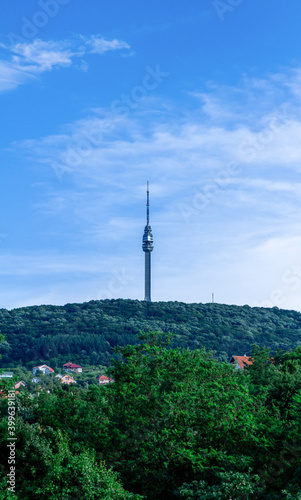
[96,375,113,385]
[229,355,253,370]
[32,365,54,375]
[63,362,82,373]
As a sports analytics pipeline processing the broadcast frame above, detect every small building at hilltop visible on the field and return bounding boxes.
[229,355,253,370]
[63,362,82,373]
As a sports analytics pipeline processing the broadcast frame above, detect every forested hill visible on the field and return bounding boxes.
[1,299,301,368]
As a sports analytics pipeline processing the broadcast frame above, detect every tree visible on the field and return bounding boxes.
[104,333,264,499]
[0,419,143,500]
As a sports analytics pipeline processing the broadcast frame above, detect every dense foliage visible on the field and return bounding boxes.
[2,299,301,367]
[1,333,301,499]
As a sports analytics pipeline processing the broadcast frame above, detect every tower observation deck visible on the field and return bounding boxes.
[142,181,153,302]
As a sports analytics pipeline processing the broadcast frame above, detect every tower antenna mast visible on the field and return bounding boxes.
[142,181,154,302]
[147,180,150,227]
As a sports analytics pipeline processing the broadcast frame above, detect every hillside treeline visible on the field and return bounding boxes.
[1,299,301,367]
[1,334,301,499]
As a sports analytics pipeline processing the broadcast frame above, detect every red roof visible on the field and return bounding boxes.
[63,363,82,369]
[97,375,113,382]
[230,356,253,369]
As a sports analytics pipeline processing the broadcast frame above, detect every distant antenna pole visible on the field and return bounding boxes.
[142,181,154,302]
[147,180,150,227]
[212,293,215,304]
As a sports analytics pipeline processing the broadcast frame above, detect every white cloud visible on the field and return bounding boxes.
[11,39,74,70]
[13,68,301,233]
[0,60,34,91]
[0,34,131,92]
[85,35,130,54]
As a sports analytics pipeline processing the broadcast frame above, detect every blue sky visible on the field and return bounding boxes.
[1,0,301,310]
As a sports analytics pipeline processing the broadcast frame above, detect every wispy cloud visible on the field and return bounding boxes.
[0,60,34,91]
[11,39,74,70]
[0,34,131,92]
[85,35,130,54]
[13,66,301,213]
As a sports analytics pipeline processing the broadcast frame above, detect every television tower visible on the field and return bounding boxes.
[142,181,154,302]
